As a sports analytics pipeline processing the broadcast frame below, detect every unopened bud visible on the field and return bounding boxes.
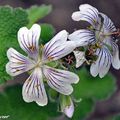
[59,95,74,118]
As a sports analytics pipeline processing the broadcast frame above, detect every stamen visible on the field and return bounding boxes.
[15,69,20,73]
[87,47,96,56]
[104,29,120,37]
[17,61,25,64]
[48,56,54,61]
[35,84,40,88]
[41,44,44,48]
[28,45,35,52]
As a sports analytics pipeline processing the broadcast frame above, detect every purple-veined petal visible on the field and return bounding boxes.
[90,47,112,78]
[100,13,116,33]
[90,49,100,77]
[68,29,96,47]
[43,65,79,95]
[22,67,48,106]
[42,30,76,61]
[111,42,120,69]
[6,48,35,76]
[73,50,86,68]
[18,24,41,60]
[98,47,112,78]
[72,4,99,27]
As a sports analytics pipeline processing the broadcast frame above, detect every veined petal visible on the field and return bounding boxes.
[43,65,79,95]
[68,29,96,47]
[99,47,112,78]
[6,48,35,76]
[73,50,86,68]
[79,4,96,11]
[22,67,48,106]
[42,30,76,61]
[72,4,99,27]
[90,47,112,78]
[90,49,100,77]
[18,24,41,59]
[111,42,120,69]
[100,13,116,33]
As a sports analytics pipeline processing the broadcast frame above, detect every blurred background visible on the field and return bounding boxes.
[0,0,120,120]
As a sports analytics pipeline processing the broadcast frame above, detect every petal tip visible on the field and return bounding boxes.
[74,75,80,84]
[60,30,68,36]
[31,24,41,31]
[6,62,10,75]
[90,69,98,78]
[36,99,48,106]
[7,48,13,59]
[99,74,105,78]
[71,12,80,21]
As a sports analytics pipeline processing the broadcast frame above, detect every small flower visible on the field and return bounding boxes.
[65,55,74,65]
[6,24,79,106]
[59,95,74,118]
[69,4,120,78]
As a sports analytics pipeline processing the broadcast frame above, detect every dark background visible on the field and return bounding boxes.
[0,0,120,119]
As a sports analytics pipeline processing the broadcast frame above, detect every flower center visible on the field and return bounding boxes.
[37,60,42,67]
[95,27,105,45]
[35,57,43,68]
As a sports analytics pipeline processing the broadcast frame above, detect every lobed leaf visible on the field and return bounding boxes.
[71,99,94,120]
[0,5,54,84]
[0,85,60,120]
[0,6,28,84]
[27,5,52,27]
[40,23,55,44]
[73,68,117,100]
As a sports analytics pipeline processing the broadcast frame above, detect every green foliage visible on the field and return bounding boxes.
[0,6,28,84]
[0,85,60,120]
[27,5,52,27]
[40,23,55,44]
[71,68,117,120]
[48,88,59,102]
[71,99,94,120]
[0,5,55,84]
[112,115,120,120]
[0,4,117,120]
[73,68,116,100]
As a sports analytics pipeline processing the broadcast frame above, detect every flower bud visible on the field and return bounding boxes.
[59,95,74,118]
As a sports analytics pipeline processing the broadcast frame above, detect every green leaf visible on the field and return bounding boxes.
[0,6,28,84]
[72,99,94,120]
[40,23,55,44]
[27,5,52,27]
[0,85,60,120]
[112,115,120,120]
[73,68,116,100]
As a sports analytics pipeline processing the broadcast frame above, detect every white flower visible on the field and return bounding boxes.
[69,4,120,78]
[6,24,79,106]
